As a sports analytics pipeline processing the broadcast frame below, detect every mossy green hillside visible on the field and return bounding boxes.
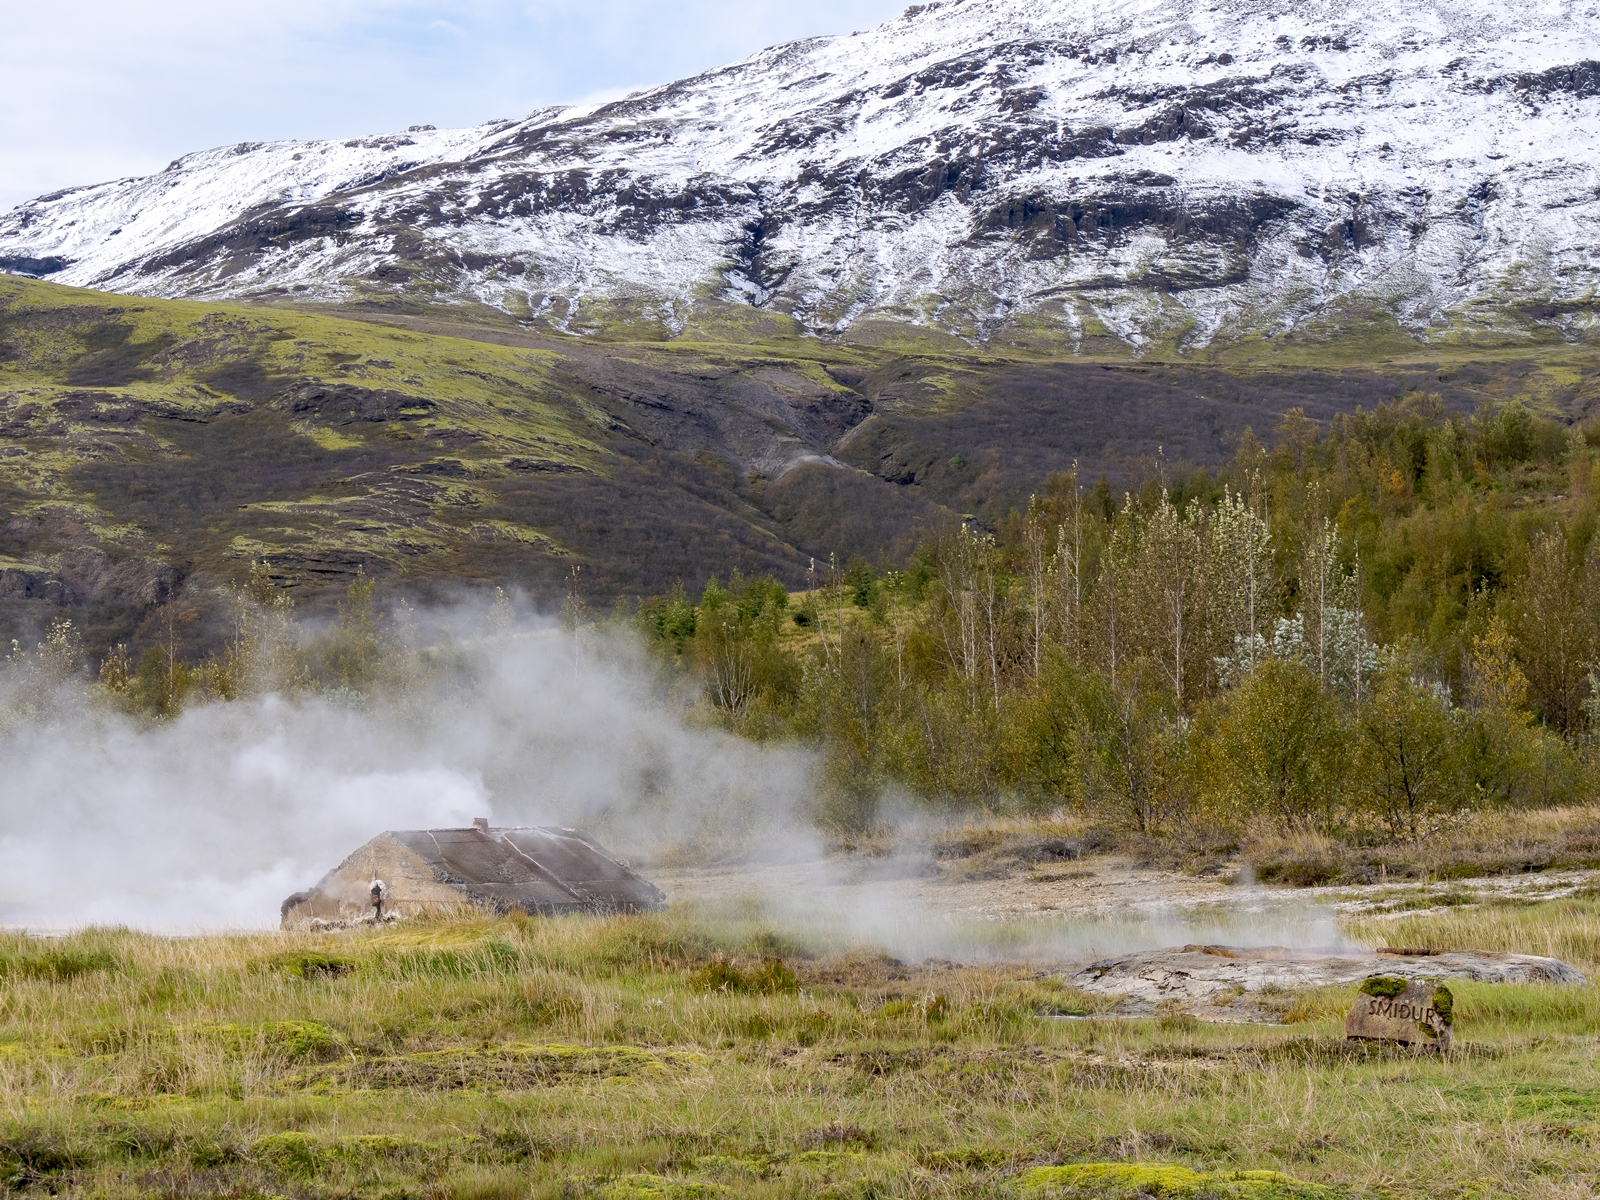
[0,278,611,606]
[0,279,847,648]
[7,275,1600,661]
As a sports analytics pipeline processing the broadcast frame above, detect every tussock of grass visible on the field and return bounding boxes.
[265,949,355,979]
[0,931,124,983]
[688,957,798,995]
[184,1020,347,1063]
[1280,986,1359,1025]
[566,1173,729,1198]
[1245,806,1600,886]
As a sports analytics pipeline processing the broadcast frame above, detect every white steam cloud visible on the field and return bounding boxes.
[0,614,1353,961]
[0,621,817,931]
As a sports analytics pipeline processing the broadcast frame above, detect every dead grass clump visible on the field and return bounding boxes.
[800,1122,876,1150]
[286,1043,705,1093]
[932,817,1108,880]
[1244,806,1600,886]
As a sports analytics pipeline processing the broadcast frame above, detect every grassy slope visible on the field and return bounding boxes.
[0,281,841,649]
[5,277,1600,657]
[0,897,1596,1199]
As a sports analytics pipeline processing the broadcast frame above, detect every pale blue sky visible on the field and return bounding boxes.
[1,1,907,212]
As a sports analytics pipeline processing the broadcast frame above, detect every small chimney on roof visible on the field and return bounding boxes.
[472,817,489,832]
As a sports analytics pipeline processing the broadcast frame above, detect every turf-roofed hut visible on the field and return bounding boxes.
[280,820,666,930]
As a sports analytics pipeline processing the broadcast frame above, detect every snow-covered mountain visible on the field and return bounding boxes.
[4,0,1599,351]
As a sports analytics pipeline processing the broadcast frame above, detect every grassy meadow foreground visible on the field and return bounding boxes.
[1,885,1598,1199]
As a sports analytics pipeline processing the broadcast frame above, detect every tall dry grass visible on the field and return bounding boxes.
[1244,805,1600,885]
[0,898,1594,1197]
[1344,892,1600,974]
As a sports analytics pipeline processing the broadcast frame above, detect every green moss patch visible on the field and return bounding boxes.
[254,1130,473,1177]
[1432,984,1454,1027]
[186,1020,347,1062]
[265,949,357,979]
[1016,1162,1347,1198]
[1356,976,1408,999]
[1447,1084,1600,1121]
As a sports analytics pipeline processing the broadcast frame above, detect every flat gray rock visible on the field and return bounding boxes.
[1066,944,1584,1013]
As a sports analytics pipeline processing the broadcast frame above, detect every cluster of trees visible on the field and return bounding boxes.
[6,392,1595,848]
[2,567,424,726]
[640,397,1594,837]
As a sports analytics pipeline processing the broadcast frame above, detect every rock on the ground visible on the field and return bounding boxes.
[1067,944,1585,1012]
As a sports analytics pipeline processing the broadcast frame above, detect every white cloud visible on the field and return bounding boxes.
[0,0,905,211]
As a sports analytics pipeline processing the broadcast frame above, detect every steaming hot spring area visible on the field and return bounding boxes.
[3,810,1597,1198]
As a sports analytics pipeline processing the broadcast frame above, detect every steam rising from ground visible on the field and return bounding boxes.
[0,620,817,931]
[0,613,1354,957]
[753,881,1358,962]
[668,854,1359,965]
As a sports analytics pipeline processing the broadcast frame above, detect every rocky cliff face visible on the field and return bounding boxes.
[3,0,1598,351]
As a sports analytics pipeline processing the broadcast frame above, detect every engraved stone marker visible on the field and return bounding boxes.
[1345,976,1453,1050]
